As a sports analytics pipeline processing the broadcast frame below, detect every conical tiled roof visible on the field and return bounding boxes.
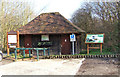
[17,12,85,34]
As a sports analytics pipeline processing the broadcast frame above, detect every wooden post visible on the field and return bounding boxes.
[7,48,9,56]
[100,43,102,53]
[17,31,19,55]
[7,32,9,56]
[87,44,89,54]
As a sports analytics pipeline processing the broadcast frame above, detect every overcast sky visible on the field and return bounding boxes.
[2,0,84,19]
[4,0,119,19]
[23,0,119,19]
[27,0,85,19]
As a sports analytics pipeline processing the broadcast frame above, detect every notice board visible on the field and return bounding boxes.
[8,35,17,43]
[85,34,104,43]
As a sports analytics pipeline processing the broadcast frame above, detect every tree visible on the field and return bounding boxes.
[0,0,34,51]
[71,2,120,52]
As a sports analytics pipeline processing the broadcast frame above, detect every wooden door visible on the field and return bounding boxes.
[24,35,32,54]
[61,35,71,55]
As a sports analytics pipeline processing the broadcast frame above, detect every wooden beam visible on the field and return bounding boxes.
[7,32,9,56]
[17,31,19,55]
[100,44,102,53]
[89,47,100,49]
[87,44,89,54]
[86,43,103,54]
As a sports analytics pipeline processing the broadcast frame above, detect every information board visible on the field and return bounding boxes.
[8,35,17,43]
[7,31,19,56]
[85,34,104,43]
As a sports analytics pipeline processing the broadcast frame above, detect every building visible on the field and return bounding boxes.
[16,12,85,55]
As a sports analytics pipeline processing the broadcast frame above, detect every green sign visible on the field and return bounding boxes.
[85,34,104,43]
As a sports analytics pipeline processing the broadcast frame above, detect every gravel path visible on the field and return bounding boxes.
[1,57,119,75]
[76,58,119,75]
[0,58,13,66]
[0,58,84,75]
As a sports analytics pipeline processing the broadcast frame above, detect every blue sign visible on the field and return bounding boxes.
[70,34,76,42]
[71,35,74,38]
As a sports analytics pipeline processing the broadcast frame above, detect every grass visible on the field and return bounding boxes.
[4,49,117,59]
[51,49,116,56]
[79,49,116,55]
[10,54,32,59]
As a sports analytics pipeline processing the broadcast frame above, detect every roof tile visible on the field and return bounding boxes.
[17,12,85,34]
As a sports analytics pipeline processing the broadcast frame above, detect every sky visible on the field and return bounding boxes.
[27,0,85,19]
[22,0,120,19]
[2,0,85,19]
[3,0,120,19]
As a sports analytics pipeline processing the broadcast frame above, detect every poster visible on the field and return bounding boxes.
[8,35,17,43]
[85,34,104,43]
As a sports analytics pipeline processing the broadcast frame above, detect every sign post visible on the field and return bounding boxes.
[85,33,104,54]
[7,31,19,56]
[70,34,76,55]
[72,42,74,55]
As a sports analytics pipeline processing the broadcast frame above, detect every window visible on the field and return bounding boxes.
[41,35,49,41]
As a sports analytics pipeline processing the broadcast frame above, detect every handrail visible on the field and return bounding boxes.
[14,48,50,61]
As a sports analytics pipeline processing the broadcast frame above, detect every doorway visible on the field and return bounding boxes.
[61,35,71,55]
[24,35,32,54]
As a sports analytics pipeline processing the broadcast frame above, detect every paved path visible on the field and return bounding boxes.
[0,58,85,76]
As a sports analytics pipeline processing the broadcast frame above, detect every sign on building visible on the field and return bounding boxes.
[41,35,49,41]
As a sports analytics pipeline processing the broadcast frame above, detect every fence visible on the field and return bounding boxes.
[14,48,50,61]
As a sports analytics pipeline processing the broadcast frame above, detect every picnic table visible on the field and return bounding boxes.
[14,48,50,61]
